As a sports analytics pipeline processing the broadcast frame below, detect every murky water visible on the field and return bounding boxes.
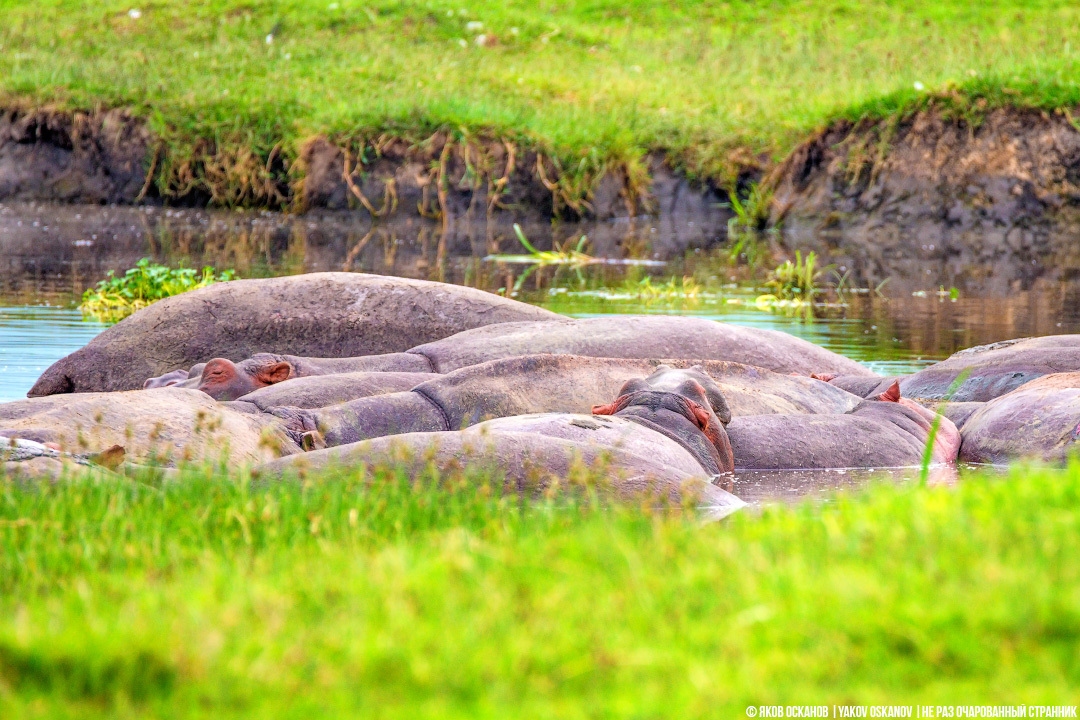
[0,201,1075,502]
[5,200,1080,400]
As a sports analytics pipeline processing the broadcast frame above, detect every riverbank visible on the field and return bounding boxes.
[5,2,1080,279]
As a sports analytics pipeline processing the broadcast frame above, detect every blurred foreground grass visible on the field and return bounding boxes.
[2,460,1079,716]
[2,1,1080,180]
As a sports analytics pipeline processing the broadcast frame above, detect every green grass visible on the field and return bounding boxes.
[2,460,1080,716]
[2,0,1080,190]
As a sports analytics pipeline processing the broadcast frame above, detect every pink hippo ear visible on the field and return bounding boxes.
[877,380,902,403]
[686,399,711,431]
[256,361,293,386]
[591,402,618,416]
[810,372,838,382]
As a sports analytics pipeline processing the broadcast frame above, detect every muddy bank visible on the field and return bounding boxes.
[0,106,732,230]
[772,106,1080,293]
[11,103,1080,291]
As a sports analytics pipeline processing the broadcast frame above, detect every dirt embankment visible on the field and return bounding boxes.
[9,103,1080,287]
[0,106,732,232]
[771,107,1080,291]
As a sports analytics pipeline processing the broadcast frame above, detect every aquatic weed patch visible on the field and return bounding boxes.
[2,461,1079,715]
[79,258,236,322]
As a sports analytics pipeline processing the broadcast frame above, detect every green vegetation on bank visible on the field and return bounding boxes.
[2,461,1079,716]
[80,258,235,322]
[3,0,1080,192]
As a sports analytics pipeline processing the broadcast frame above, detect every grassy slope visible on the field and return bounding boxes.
[2,462,1079,717]
[2,0,1080,181]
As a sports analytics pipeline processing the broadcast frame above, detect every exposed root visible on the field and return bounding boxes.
[343,150,397,217]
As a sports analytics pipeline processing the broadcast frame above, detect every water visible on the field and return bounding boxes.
[0,306,107,402]
[5,200,1080,401]
[0,201,1076,502]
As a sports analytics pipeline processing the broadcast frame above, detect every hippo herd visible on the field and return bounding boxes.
[4,272,1080,513]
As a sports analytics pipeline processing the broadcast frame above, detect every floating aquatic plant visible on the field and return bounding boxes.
[486,224,665,292]
[760,250,829,302]
[80,258,236,323]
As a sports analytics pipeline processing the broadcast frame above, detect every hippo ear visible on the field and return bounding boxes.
[591,402,618,416]
[877,380,901,403]
[811,372,838,383]
[687,400,711,431]
[257,361,293,386]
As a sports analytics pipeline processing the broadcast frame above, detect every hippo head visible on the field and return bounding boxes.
[143,368,192,389]
[872,380,962,463]
[196,355,294,401]
[592,365,734,475]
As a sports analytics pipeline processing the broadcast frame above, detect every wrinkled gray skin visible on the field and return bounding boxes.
[31,272,559,396]
[286,355,862,447]
[209,315,873,382]
[237,371,436,410]
[824,335,1080,403]
[958,372,1080,464]
[257,367,743,517]
[0,388,309,466]
[144,354,433,393]
[726,394,960,470]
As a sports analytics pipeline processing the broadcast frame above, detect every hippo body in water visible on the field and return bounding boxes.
[345,316,873,377]
[257,367,744,517]
[821,335,1080,403]
[167,315,873,398]
[265,355,863,447]
[725,383,960,470]
[31,273,559,396]
[144,353,435,397]
[955,372,1080,464]
[0,388,309,466]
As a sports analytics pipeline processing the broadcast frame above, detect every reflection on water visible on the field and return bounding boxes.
[4,200,1080,400]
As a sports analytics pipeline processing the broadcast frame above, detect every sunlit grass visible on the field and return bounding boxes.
[2,0,1079,183]
[2,459,1080,715]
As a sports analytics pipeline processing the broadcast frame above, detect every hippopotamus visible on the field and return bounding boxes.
[0,388,310,466]
[232,371,437,409]
[174,316,872,397]
[256,367,744,517]
[817,335,1080,403]
[955,372,1080,464]
[30,272,560,396]
[725,382,960,469]
[162,354,437,401]
[142,368,197,389]
[257,355,862,447]
[1,437,127,480]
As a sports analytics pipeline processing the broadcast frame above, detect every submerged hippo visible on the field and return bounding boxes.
[174,315,872,399]
[819,335,1080,403]
[166,354,436,401]
[725,382,960,469]
[247,355,862,447]
[956,372,1080,464]
[257,367,743,517]
[0,388,309,466]
[1,437,126,480]
[31,272,559,396]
